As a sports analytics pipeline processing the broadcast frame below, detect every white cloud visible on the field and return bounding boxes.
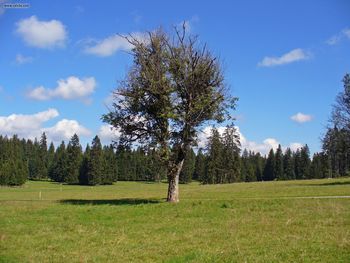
[0,109,91,143]
[290,112,313,123]
[98,124,120,143]
[15,16,67,49]
[43,119,91,142]
[83,32,147,57]
[258,48,310,67]
[326,28,350,45]
[15,54,33,65]
[289,142,303,152]
[344,28,350,39]
[27,76,96,101]
[197,125,303,155]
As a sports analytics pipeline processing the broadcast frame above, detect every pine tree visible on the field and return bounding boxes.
[222,126,241,183]
[299,145,311,179]
[37,132,48,180]
[203,128,224,184]
[79,144,90,185]
[193,149,206,181]
[49,141,67,182]
[283,148,295,180]
[102,145,117,184]
[179,149,196,183]
[275,144,284,180]
[64,134,82,184]
[87,136,103,185]
[263,149,275,181]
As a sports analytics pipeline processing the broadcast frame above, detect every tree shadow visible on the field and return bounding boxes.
[301,181,350,186]
[60,198,162,206]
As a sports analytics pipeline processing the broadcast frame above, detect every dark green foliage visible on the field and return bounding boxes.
[322,74,350,177]
[102,145,118,184]
[179,149,196,183]
[274,144,284,180]
[263,149,275,181]
[193,149,206,181]
[283,148,295,180]
[49,141,67,182]
[203,128,224,184]
[0,135,28,185]
[87,136,103,185]
[79,144,90,185]
[64,134,82,184]
[203,126,241,184]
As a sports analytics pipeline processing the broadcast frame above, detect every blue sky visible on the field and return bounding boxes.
[0,0,349,155]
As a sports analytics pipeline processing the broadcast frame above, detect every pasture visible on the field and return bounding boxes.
[1,178,349,262]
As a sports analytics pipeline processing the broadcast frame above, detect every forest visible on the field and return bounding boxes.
[1,73,349,188]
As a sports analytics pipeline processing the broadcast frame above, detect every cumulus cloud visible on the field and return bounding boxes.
[196,125,303,155]
[83,32,147,57]
[15,54,33,65]
[43,119,91,142]
[326,28,350,45]
[15,16,67,49]
[290,112,313,123]
[258,48,310,67]
[27,76,96,101]
[98,124,121,143]
[0,109,91,143]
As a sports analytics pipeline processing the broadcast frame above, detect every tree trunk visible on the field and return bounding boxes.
[166,159,184,203]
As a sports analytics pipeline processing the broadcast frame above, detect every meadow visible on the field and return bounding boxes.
[0,178,349,262]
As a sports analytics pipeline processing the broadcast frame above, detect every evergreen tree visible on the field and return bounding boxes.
[179,149,196,183]
[283,148,295,180]
[37,132,48,180]
[203,128,224,184]
[79,144,90,185]
[102,145,117,184]
[193,149,206,181]
[87,136,103,185]
[275,144,284,180]
[222,126,241,183]
[299,145,311,179]
[49,141,67,182]
[64,134,82,184]
[263,149,275,181]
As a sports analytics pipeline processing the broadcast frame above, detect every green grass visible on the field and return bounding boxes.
[1,178,350,262]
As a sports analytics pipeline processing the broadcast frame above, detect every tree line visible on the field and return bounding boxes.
[1,76,348,187]
[0,127,343,186]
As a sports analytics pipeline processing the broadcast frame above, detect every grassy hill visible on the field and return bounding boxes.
[1,178,349,262]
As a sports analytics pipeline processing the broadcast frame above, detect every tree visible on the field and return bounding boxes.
[299,145,311,179]
[79,144,90,185]
[275,144,284,180]
[65,134,82,184]
[203,128,224,184]
[222,126,241,183]
[102,145,118,184]
[102,26,237,202]
[87,136,103,185]
[49,141,67,182]
[263,149,275,181]
[283,148,295,180]
[193,149,206,181]
[322,74,350,177]
[179,148,196,183]
[37,132,48,180]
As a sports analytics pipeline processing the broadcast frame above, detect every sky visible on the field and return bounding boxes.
[0,0,349,155]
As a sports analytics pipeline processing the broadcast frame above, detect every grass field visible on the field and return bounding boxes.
[1,178,350,262]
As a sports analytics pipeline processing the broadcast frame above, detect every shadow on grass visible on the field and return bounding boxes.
[300,181,350,186]
[59,198,162,206]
